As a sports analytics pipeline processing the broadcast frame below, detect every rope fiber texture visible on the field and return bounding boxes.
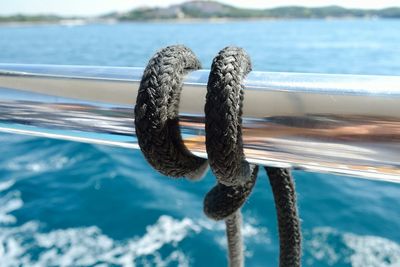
[203,47,260,267]
[225,211,244,267]
[266,167,302,267]
[203,47,258,219]
[134,45,208,179]
[135,45,302,267]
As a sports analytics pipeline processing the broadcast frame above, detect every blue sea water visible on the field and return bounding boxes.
[0,20,400,266]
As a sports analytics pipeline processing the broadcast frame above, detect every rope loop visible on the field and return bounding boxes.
[135,45,208,179]
[204,47,258,221]
[202,46,302,267]
[203,47,259,267]
[205,47,255,186]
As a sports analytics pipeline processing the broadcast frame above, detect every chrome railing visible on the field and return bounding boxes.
[0,64,399,182]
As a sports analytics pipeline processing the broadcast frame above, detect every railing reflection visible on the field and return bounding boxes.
[0,64,399,182]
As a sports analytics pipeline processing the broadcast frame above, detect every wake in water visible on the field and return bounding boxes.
[0,133,399,266]
[1,173,400,266]
[0,178,268,266]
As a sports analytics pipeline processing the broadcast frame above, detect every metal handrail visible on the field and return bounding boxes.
[0,63,399,182]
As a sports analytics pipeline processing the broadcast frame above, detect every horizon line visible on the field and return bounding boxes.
[1,2,400,17]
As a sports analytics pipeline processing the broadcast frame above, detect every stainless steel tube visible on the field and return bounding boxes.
[0,63,399,182]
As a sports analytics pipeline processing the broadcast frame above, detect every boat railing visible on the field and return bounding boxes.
[0,63,399,182]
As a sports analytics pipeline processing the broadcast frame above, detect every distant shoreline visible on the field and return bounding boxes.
[1,1,400,25]
[0,17,393,28]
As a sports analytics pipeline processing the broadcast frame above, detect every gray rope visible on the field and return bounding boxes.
[226,211,244,267]
[135,45,302,267]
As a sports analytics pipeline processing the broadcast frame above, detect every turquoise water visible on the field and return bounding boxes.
[0,20,400,266]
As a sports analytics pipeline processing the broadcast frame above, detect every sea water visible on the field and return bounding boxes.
[0,20,400,266]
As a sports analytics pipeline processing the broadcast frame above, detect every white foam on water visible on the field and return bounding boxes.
[130,215,201,256]
[306,227,400,267]
[0,179,15,192]
[306,227,341,265]
[0,179,21,225]
[0,183,269,267]
[1,215,194,267]
[0,191,23,224]
[344,233,400,267]
[1,179,399,266]
[5,155,71,173]
[33,215,197,267]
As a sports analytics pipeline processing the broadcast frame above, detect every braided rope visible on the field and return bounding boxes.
[203,47,258,220]
[135,45,302,267]
[134,45,208,179]
[205,47,255,187]
[225,211,244,267]
[203,47,301,267]
[266,167,302,267]
[203,47,258,267]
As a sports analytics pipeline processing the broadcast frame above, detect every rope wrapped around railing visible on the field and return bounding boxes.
[134,45,301,267]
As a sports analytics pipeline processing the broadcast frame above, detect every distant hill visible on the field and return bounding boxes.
[108,1,400,21]
[1,1,400,24]
[0,14,62,23]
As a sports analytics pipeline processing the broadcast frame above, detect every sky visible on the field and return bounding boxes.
[1,0,400,16]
